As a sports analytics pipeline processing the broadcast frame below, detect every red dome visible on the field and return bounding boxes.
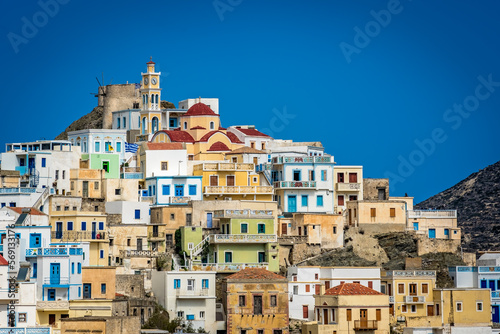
[184,103,218,116]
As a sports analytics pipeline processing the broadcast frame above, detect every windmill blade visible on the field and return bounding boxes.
[96,76,106,96]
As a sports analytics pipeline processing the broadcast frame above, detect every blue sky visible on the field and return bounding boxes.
[1,0,499,202]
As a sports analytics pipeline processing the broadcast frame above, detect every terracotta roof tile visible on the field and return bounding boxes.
[155,130,195,143]
[219,126,227,130]
[207,141,231,152]
[325,283,384,296]
[226,268,286,281]
[9,207,46,216]
[199,131,221,142]
[226,147,266,155]
[0,254,8,265]
[190,126,206,130]
[226,132,244,144]
[184,103,219,117]
[237,128,271,138]
[146,143,184,150]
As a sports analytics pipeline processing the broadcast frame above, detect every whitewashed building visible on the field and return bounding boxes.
[68,129,129,163]
[227,125,273,151]
[287,266,382,320]
[105,201,150,225]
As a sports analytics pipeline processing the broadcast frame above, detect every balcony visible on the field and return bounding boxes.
[408,210,457,218]
[170,196,191,204]
[121,172,144,179]
[51,231,106,241]
[0,187,37,194]
[193,162,254,172]
[120,250,168,258]
[336,182,361,191]
[176,288,210,298]
[213,209,274,219]
[26,247,82,257]
[148,231,165,240]
[274,181,316,189]
[353,320,378,330]
[43,277,70,285]
[190,262,269,272]
[385,270,436,278]
[37,300,70,311]
[404,295,426,303]
[272,156,333,164]
[0,328,51,334]
[204,185,274,195]
[278,235,308,245]
[492,291,500,299]
[140,196,155,204]
[209,234,277,243]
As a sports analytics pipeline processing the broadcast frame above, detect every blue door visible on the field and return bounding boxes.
[207,213,213,228]
[444,229,449,239]
[481,280,487,288]
[50,263,60,284]
[493,305,499,323]
[413,222,419,231]
[490,280,496,292]
[428,229,436,239]
[92,222,97,239]
[47,289,56,301]
[83,284,91,299]
[56,222,63,239]
[175,185,184,196]
[288,195,297,212]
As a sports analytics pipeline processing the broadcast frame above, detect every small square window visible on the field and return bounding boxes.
[170,213,175,220]
[18,313,27,322]
[456,302,463,312]
[101,283,106,294]
[115,189,121,195]
[477,302,483,311]
[56,206,61,211]
[270,295,277,307]
[161,162,168,170]
[239,295,246,306]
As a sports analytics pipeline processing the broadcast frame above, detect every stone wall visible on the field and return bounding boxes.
[82,197,106,212]
[116,274,145,298]
[107,213,122,225]
[363,178,389,200]
[99,84,140,129]
[416,235,461,256]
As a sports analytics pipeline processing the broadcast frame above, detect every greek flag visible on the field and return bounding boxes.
[125,142,139,153]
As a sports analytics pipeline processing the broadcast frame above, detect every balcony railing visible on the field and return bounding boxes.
[213,209,274,219]
[120,250,169,258]
[404,295,426,303]
[256,164,272,172]
[43,277,70,285]
[492,291,500,299]
[140,196,155,203]
[209,234,277,243]
[176,288,210,297]
[51,231,106,241]
[272,156,333,164]
[0,328,51,334]
[26,247,82,256]
[385,270,436,278]
[190,262,269,272]
[353,320,378,330]
[336,183,361,191]
[148,232,165,240]
[170,196,191,204]
[274,181,316,189]
[204,185,274,195]
[193,162,254,171]
[0,187,37,194]
[408,210,457,218]
[120,172,144,179]
[278,235,308,244]
[37,300,70,310]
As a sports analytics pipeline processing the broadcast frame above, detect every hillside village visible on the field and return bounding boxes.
[0,59,498,334]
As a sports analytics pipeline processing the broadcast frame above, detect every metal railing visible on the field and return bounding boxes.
[43,277,70,285]
[353,320,378,330]
[408,210,457,218]
[404,295,425,303]
[0,187,37,194]
[272,156,333,164]
[193,162,254,171]
[51,231,106,240]
[213,209,274,218]
[26,247,82,256]
[190,262,269,272]
[209,234,277,243]
[148,232,165,239]
[274,181,316,188]
[204,185,274,194]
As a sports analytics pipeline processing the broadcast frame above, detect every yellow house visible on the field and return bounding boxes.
[49,210,109,266]
[70,167,105,198]
[108,223,149,268]
[381,270,436,324]
[333,166,363,214]
[223,268,289,334]
[60,316,140,334]
[405,288,491,331]
[346,200,407,234]
[193,162,273,201]
[302,282,390,334]
[407,209,461,240]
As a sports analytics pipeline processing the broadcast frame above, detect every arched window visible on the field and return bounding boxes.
[184,122,187,130]
[142,117,147,134]
[210,121,214,130]
[145,95,149,108]
[152,117,159,133]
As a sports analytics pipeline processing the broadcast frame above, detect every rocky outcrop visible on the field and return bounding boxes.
[416,160,500,252]
[55,106,104,140]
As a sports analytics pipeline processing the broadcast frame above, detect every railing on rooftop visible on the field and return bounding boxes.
[272,156,332,164]
[193,162,254,171]
[0,187,37,194]
[0,328,51,334]
[385,270,436,278]
[274,181,316,189]
[209,234,277,243]
[213,209,274,219]
[190,262,269,272]
[120,172,144,179]
[204,185,274,194]
[51,231,106,241]
[408,210,457,218]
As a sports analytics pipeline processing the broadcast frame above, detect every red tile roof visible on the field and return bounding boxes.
[219,126,227,130]
[199,131,220,142]
[146,143,184,150]
[226,268,287,281]
[0,254,8,266]
[325,283,384,296]
[155,130,195,143]
[190,126,206,130]
[236,128,271,138]
[226,132,244,144]
[207,141,231,152]
[9,207,46,216]
[184,103,219,117]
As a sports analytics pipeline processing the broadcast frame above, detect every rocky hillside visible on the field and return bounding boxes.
[416,160,500,252]
[54,100,176,140]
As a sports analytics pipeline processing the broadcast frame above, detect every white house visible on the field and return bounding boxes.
[227,125,273,151]
[287,266,382,320]
[271,154,335,214]
[151,270,222,334]
[105,201,150,225]
[68,129,129,163]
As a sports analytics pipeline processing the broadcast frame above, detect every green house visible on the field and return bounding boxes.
[81,153,120,179]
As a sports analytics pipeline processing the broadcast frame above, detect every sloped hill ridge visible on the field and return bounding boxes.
[55,106,104,140]
[416,160,500,252]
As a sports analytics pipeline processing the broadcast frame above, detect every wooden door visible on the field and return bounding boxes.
[253,295,262,315]
[281,223,287,235]
[227,175,235,186]
[349,173,357,183]
[49,314,56,325]
[302,305,308,319]
[315,284,320,295]
[325,281,330,290]
[360,309,367,328]
[323,309,328,324]
[210,175,218,186]
[427,305,434,316]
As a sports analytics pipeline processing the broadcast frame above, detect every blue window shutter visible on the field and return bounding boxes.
[135,210,141,219]
[189,185,197,196]
[33,263,37,278]
[317,195,323,206]
[78,263,82,274]
[301,195,308,207]
[81,222,87,231]
[162,185,170,195]
[99,222,104,230]
[42,158,46,168]
[72,263,75,274]
[100,250,104,258]
[67,222,73,230]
